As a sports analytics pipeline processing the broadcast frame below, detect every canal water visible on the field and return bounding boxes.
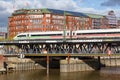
[1,67,120,80]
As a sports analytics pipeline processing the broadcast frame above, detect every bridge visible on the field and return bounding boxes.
[1,38,120,72]
[0,38,120,56]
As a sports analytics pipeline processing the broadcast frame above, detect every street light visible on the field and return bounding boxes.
[63,11,66,42]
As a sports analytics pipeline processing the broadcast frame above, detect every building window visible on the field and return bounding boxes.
[46,14,50,17]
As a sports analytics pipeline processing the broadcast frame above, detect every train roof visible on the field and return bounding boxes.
[16,31,69,35]
[75,28,120,33]
[16,28,120,36]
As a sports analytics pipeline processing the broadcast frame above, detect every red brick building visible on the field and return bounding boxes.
[8,8,119,39]
[8,8,92,39]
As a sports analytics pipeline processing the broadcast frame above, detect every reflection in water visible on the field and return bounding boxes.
[60,71,100,80]
[0,70,47,80]
[0,67,120,80]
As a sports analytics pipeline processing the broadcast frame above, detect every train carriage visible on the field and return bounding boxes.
[13,29,120,40]
[13,31,71,40]
[73,29,120,39]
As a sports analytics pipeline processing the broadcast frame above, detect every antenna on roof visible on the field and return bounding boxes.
[13,0,16,10]
[25,1,30,9]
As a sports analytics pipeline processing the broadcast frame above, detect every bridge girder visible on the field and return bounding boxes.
[8,42,119,54]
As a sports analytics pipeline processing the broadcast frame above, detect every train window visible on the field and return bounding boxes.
[56,34,62,36]
[27,34,29,37]
[77,33,82,35]
[17,35,26,37]
[67,33,69,36]
[31,34,38,37]
[73,32,75,35]
[77,32,120,35]
[31,34,62,37]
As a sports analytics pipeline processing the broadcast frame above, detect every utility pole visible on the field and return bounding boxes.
[63,11,66,42]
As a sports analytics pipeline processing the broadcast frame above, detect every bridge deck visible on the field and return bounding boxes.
[0,38,120,45]
[24,53,120,57]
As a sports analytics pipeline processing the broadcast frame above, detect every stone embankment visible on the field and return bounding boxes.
[0,55,45,74]
[60,58,100,72]
[60,56,120,72]
[6,57,45,71]
[0,55,6,74]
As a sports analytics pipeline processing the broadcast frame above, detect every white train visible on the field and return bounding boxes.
[13,29,120,40]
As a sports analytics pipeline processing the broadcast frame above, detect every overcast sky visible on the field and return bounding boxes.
[0,0,120,29]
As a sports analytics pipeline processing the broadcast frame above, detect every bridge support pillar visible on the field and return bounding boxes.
[60,57,101,72]
[98,56,101,70]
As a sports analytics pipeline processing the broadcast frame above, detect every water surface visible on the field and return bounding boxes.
[0,67,120,80]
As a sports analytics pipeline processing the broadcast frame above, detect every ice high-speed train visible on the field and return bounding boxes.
[13,29,120,40]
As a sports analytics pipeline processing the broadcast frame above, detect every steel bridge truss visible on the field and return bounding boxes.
[10,42,120,54]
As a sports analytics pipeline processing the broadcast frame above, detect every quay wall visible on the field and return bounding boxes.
[1,55,120,73]
[6,57,45,71]
[0,55,4,69]
[0,55,6,74]
[100,56,120,67]
[60,56,120,72]
[60,58,100,72]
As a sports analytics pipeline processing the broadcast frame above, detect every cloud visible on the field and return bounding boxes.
[27,0,79,11]
[0,0,80,26]
[0,1,13,26]
[0,6,6,11]
[101,0,120,6]
[0,0,120,29]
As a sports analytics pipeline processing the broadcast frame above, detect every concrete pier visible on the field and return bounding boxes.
[60,56,120,72]
[60,58,100,72]
[0,55,6,74]
[100,56,120,67]
[1,54,120,73]
[7,62,43,71]
[6,57,45,71]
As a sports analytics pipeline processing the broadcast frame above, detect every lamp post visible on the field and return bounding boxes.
[63,11,66,42]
